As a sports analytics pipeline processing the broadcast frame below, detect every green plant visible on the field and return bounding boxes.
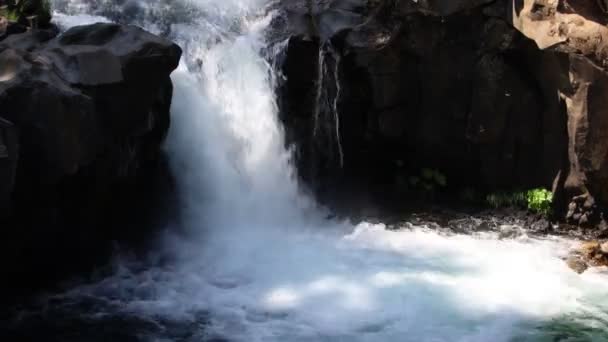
[0,5,20,22]
[526,188,553,215]
[0,0,51,27]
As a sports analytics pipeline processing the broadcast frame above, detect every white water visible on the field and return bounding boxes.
[50,1,608,341]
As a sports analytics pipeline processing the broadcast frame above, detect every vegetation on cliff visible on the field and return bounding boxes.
[0,0,51,28]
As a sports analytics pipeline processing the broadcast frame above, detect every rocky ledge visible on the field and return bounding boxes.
[567,240,608,274]
[0,22,181,295]
[280,0,608,230]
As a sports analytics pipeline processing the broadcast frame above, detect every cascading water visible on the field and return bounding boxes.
[331,49,344,169]
[313,43,344,169]
[9,0,608,341]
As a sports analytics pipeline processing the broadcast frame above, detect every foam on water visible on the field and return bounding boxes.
[52,12,111,28]
[47,0,608,341]
[58,222,608,341]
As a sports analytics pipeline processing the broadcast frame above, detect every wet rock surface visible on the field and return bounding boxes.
[566,240,608,273]
[0,23,181,297]
[279,0,608,230]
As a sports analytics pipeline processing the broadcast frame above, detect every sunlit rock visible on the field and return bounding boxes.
[567,240,608,273]
[566,255,588,274]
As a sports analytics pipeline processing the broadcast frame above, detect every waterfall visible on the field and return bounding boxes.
[33,1,608,341]
[331,46,344,169]
[313,42,345,169]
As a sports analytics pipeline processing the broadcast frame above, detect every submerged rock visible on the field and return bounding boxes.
[498,225,525,239]
[0,23,181,295]
[580,241,608,267]
[566,240,608,273]
[566,255,589,274]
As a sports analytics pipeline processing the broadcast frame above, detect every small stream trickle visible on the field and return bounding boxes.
[313,42,345,169]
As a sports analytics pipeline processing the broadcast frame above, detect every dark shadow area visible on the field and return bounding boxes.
[514,0,525,15]
[0,151,180,305]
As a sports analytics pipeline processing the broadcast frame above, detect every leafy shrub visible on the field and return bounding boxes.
[0,4,19,22]
[459,187,478,202]
[526,188,553,215]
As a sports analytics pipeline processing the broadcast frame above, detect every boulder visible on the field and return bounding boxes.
[566,240,608,273]
[566,255,589,274]
[512,0,608,64]
[0,23,181,294]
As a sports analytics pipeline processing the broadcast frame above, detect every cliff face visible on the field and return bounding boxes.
[514,0,608,227]
[0,22,181,293]
[280,0,608,227]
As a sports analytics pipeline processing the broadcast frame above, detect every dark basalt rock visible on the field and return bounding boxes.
[279,0,608,228]
[395,0,495,16]
[0,23,181,296]
[0,117,17,216]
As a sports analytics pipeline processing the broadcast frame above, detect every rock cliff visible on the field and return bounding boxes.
[0,22,181,293]
[280,0,608,229]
